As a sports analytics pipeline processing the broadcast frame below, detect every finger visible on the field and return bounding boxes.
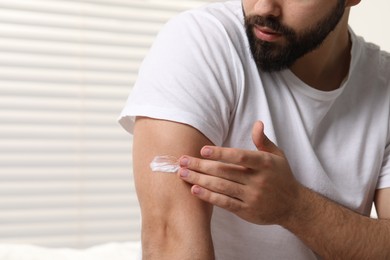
[252,120,284,156]
[178,168,246,200]
[179,156,248,184]
[191,185,243,213]
[200,145,268,169]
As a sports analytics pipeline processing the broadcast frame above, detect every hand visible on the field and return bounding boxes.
[178,121,301,225]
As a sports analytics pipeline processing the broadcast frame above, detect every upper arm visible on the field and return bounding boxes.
[375,188,390,219]
[133,117,214,259]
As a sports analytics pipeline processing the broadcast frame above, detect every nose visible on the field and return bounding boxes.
[253,0,281,18]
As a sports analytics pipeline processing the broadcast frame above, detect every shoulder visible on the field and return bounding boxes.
[160,1,246,50]
[141,1,246,79]
[180,0,243,28]
[350,29,390,90]
[131,1,250,147]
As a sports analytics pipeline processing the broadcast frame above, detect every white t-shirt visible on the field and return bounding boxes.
[119,1,390,259]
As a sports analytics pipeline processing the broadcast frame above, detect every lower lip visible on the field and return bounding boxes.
[253,26,282,42]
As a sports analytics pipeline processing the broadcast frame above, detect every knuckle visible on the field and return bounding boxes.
[215,164,225,176]
[184,169,200,184]
[190,157,201,169]
[207,192,239,213]
[189,171,200,183]
[215,180,228,193]
[223,198,238,212]
[251,174,267,189]
[261,153,274,169]
[224,200,234,211]
[206,192,220,207]
[231,185,245,199]
[248,189,263,204]
[235,152,248,164]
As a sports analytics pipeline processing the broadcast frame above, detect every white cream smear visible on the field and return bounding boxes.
[150,155,180,173]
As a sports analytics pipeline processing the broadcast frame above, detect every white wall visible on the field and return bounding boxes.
[349,0,390,52]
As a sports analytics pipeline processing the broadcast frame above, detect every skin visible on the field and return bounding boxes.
[133,0,390,258]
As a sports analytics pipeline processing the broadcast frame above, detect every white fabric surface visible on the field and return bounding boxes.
[0,241,141,260]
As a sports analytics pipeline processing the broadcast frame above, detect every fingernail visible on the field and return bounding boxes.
[179,168,189,177]
[180,157,189,167]
[202,147,212,157]
[192,186,202,195]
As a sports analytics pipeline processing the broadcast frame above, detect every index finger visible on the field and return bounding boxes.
[200,146,271,169]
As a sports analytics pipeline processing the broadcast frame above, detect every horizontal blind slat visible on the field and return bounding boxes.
[0,82,130,98]
[0,52,140,73]
[0,140,130,153]
[0,96,125,112]
[0,181,134,192]
[1,208,139,222]
[0,168,133,181]
[0,153,130,165]
[0,0,179,22]
[1,220,136,237]
[1,234,137,248]
[0,126,131,140]
[0,9,163,35]
[0,66,134,85]
[0,112,119,126]
[0,38,147,60]
[0,194,135,207]
[0,24,147,47]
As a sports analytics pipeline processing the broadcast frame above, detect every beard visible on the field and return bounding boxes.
[245,1,346,72]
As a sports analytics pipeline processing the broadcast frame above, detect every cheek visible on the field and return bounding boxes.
[282,6,322,32]
[242,0,256,15]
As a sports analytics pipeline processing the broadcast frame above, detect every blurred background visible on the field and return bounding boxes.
[0,0,388,250]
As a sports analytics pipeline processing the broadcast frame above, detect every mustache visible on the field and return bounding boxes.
[245,15,295,37]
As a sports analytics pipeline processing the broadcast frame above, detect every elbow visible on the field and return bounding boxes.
[140,216,183,258]
[140,214,214,259]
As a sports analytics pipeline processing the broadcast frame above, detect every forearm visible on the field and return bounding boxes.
[283,186,390,259]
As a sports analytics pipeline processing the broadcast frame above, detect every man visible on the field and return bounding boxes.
[120,0,390,259]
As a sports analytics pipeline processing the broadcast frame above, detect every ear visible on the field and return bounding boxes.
[345,0,361,8]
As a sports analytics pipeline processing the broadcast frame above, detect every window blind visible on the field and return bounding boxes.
[0,0,217,249]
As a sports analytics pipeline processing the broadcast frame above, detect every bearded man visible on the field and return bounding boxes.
[120,0,390,259]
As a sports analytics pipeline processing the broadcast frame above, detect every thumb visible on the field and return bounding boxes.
[252,121,284,157]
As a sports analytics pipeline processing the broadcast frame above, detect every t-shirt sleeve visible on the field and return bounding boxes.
[118,10,242,146]
[377,133,390,189]
[376,54,390,190]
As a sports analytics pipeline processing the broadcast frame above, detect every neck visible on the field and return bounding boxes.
[290,12,352,92]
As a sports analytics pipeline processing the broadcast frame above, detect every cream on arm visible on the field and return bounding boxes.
[150,155,180,173]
